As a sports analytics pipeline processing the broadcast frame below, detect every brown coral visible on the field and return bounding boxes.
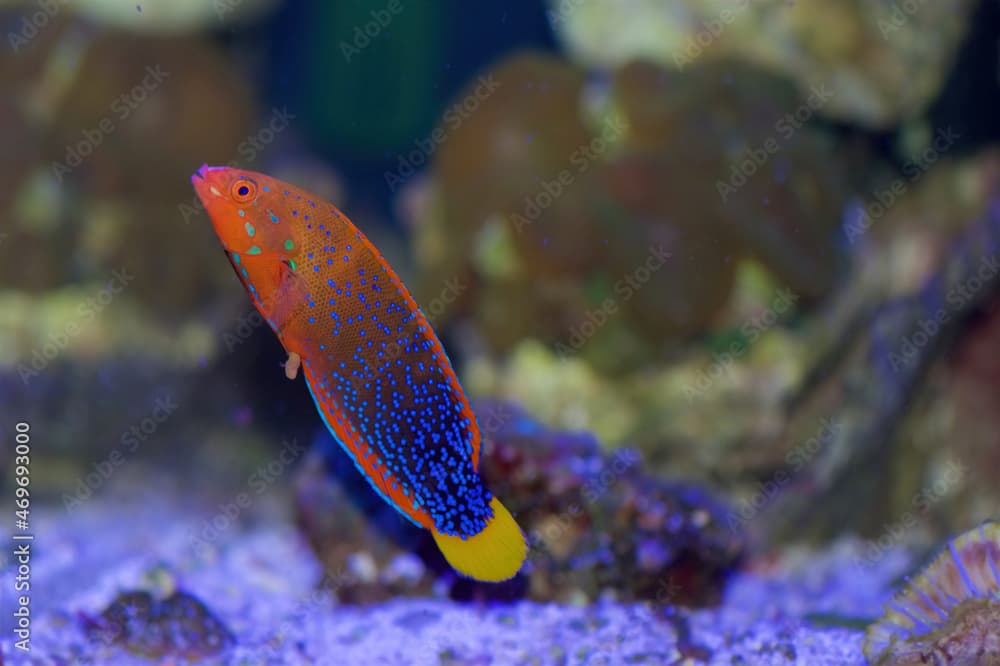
[416,52,848,374]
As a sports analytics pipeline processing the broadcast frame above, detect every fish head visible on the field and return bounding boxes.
[191,164,306,261]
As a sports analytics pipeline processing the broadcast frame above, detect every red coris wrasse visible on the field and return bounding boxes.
[191,165,526,582]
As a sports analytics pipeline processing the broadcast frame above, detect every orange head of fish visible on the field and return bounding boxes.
[190,164,307,261]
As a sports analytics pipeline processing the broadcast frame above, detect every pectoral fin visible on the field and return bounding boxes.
[285,352,301,380]
[263,260,311,334]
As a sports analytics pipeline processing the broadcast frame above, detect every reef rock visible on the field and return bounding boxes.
[548,0,975,127]
[295,400,743,608]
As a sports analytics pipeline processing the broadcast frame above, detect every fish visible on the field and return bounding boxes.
[863,520,1000,665]
[191,165,527,582]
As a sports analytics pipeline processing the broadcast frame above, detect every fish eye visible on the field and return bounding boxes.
[231,179,257,203]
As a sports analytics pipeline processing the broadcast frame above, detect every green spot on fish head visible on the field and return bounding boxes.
[247,246,262,255]
[288,260,297,271]
[284,239,294,251]
[245,222,255,237]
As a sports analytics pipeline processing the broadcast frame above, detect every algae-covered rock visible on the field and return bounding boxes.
[466,314,808,484]
[0,25,260,311]
[70,0,277,33]
[295,401,742,607]
[549,0,975,127]
[83,589,234,659]
[415,52,847,375]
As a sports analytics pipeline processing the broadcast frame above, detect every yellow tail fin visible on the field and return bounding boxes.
[431,497,527,582]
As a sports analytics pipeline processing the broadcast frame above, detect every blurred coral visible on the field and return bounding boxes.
[763,170,1000,543]
[295,400,742,608]
[70,0,277,32]
[414,51,847,375]
[0,24,260,318]
[0,20,305,468]
[864,522,1000,665]
[548,0,975,128]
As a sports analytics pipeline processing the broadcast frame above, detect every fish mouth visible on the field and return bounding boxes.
[191,164,229,201]
[190,164,208,187]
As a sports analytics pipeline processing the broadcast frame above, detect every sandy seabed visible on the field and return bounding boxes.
[1,490,903,665]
